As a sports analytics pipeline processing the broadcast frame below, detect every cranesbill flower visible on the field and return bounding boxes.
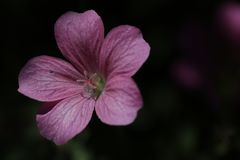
[18,10,150,145]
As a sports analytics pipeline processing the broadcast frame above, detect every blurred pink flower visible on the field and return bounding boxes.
[174,23,210,91]
[18,10,150,145]
[172,61,204,90]
[218,2,240,45]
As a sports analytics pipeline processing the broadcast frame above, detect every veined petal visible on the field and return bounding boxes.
[55,10,104,73]
[99,25,150,78]
[18,56,83,102]
[36,96,95,145]
[95,76,142,125]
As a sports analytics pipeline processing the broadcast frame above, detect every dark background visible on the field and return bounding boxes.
[2,0,240,159]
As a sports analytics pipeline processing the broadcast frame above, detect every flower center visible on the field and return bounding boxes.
[78,72,105,99]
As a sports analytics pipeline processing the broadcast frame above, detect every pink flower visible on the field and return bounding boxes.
[171,60,204,90]
[18,10,150,145]
[218,2,240,45]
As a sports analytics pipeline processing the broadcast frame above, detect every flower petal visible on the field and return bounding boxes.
[36,95,95,145]
[55,10,104,73]
[99,25,150,78]
[18,55,83,102]
[95,76,142,125]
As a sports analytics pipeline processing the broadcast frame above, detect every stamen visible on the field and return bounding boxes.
[76,79,85,83]
[84,70,88,78]
[77,72,105,99]
[89,73,97,79]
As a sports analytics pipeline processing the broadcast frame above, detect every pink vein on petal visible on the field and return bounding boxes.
[99,25,150,78]
[95,76,142,125]
[36,95,95,145]
[54,10,104,74]
[18,55,83,102]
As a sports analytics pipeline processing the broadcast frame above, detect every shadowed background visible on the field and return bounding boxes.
[1,0,240,159]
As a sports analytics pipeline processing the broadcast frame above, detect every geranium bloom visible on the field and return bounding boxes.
[18,10,150,145]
